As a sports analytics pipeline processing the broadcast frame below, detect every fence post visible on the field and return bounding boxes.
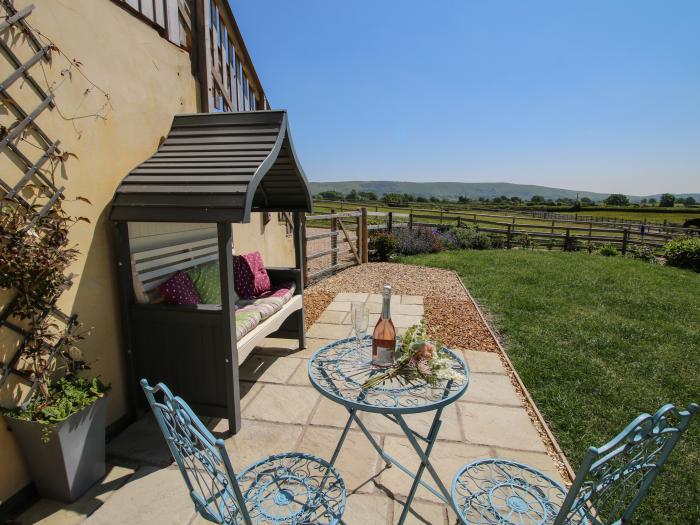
[300,213,308,286]
[356,209,362,263]
[457,215,461,227]
[507,224,513,249]
[408,211,413,230]
[387,211,393,233]
[330,209,338,268]
[565,228,571,251]
[622,229,629,255]
[360,207,369,263]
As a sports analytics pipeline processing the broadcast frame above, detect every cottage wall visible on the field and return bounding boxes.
[0,0,293,504]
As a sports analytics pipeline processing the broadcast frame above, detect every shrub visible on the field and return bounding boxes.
[627,244,657,264]
[489,235,507,249]
[598,244,619,257]
[519,233,537,250]
[563,234,581,252]
[447,226,493,250]
[368,232,398,261]
[394,227,444,255]
[434,228,460,249]
[663,237,700,272]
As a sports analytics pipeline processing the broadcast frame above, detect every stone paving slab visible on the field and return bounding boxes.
[459,402,548,453]
[462,349,505,374]
[82,466,195,525]
[15,465,135,525]
[21,293,562,525]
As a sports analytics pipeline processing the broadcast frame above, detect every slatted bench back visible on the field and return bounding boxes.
[131,237,219,303]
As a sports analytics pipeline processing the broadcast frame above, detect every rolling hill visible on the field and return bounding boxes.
[308,181,700,203]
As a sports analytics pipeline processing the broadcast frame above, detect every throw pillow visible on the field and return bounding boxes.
[187,262,223,304]
[158,271,202,305]
[232,251,271,299]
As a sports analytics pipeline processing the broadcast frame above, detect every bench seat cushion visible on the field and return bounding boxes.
[235,306,262,340]
[236,281,296,321]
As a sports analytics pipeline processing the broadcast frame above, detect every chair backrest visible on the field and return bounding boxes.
[131,237,219,303]
[140,379,252,525]
[554,403,697,524]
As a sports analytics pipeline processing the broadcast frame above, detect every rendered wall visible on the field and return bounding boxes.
[0,0,199,504]
[128,215,295,268]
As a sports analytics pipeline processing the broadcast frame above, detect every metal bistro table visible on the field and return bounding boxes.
[307,336,470,524]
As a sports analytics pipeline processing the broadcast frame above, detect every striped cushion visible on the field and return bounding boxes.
[235,306,262,340]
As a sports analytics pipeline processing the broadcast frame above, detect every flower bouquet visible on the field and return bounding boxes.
[363,320,462,389]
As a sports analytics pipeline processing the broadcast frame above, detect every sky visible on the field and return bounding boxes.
[231,1,700,195]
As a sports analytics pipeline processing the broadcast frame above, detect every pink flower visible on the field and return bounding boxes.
[414,342,436,360]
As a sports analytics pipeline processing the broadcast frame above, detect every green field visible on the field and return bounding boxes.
[559,209,700,224]
[311,201,677,247]
[399,250,700,524]
[313,199,700,226]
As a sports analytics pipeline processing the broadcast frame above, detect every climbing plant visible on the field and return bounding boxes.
[0,0,110,412]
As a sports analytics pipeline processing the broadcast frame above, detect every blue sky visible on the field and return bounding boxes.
[232,1,699,195]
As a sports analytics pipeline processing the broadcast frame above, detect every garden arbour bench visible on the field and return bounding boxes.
[110,110,312,433]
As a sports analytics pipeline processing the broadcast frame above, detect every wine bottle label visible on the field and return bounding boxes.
[375,346,394,365]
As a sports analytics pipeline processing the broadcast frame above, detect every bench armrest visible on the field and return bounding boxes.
[266,267,302,292]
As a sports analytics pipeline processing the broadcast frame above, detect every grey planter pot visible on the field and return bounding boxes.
[6,395,108,503]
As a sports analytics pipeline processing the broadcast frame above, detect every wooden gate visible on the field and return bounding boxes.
[302,209,368,285]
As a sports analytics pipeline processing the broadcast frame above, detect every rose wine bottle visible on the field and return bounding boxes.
[372,285,396,367]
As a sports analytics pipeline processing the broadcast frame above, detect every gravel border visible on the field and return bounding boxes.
[304,262,498,351]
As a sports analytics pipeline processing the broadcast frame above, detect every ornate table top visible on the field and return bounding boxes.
[307,336,469,414]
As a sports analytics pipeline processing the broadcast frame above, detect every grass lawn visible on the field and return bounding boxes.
[400,250,699,524]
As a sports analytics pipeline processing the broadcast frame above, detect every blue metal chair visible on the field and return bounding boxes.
[141,379,346,525]
[451,403,697,525]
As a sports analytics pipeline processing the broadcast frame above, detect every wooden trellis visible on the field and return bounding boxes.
[0,1,76,407]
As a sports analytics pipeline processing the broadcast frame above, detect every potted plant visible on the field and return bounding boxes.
[3,373,109,502]
[1,195,109,502]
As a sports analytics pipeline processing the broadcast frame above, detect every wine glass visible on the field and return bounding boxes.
[351,302,369,355]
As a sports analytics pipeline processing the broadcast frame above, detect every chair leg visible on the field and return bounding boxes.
[297,307,306,349]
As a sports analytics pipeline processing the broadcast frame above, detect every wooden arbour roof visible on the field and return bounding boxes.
[110,110,311,223]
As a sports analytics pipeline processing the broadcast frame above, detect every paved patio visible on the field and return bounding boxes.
[16,293,563,525]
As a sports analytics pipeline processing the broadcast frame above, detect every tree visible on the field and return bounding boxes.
[345,189,359,201]
[659,193,676,207]
[580,197,594,205]
[415,196,428,203]
[458,195,469,203]
[358,191,378,201]
[530,195,545,204]
[604,193,629,206]
[429,196,440,203]
[640,198,648,204]
[317,190,343,200]
[381,192,405,205]
[682,196,697,206]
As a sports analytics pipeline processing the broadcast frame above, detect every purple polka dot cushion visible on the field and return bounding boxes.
[232,251,271,299]
[158,271,202,305]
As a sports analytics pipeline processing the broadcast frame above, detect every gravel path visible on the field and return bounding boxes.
[304,262,499,352]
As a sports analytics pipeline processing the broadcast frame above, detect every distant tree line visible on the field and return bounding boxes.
[314,190,697,208]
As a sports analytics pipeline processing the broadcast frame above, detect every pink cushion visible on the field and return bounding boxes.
[158,271,202,305]
[232,251,271,299]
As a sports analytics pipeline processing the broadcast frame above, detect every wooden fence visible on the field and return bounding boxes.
[302,209,368,285]
[315,199,697,231]
[302,206,694,284]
